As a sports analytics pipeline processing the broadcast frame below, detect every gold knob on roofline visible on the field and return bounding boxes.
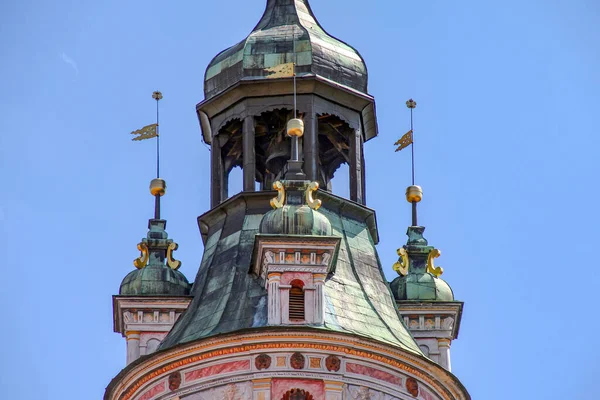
[150,178,166,197]
[287,118,304,137]
[406,185,422,203]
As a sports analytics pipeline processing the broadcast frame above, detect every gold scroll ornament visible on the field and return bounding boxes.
[427,249,444,277]
[270,181,285,209]
[305,181,322,210]
[392,247,409,276]
[133,242,149,269]
[167,242,181,270]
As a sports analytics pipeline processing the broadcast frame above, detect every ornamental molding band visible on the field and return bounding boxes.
[252,236,341,282]
[103,331,468,400]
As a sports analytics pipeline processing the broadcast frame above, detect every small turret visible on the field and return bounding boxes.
[390,186,464,372]
[113,179,192,365]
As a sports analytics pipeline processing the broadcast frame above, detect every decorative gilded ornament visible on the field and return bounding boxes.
[406,99,417,109]
[392,247,410,276]
[270,181,285,209]
[427,249,444,277]
[152,91,163,100]
[264,62,295,79]
[394,130,413,152]
[167,242,181,270]
[406,185,422,203]
[133,242,149,269]
[150,178,166,197]
[305,181,322,210]
[287,118,304,137]
[131,123,158,141]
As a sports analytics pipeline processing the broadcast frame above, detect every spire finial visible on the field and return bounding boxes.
[130,91,166,219]
[394,99,421,226]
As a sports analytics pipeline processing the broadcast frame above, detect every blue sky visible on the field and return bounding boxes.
[1,0,599,399]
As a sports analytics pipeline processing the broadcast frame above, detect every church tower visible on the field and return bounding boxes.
[106,2,470,399]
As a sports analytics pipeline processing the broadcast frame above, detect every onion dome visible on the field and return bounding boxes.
[391,271,454,302]
[120,263,190,296]
[204,0,368,100]
[260,204,332,236]
[260,180,331,236]
[390,226,454,302]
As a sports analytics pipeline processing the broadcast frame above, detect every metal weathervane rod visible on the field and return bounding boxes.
[408,99,416,185]
[293,26,297,120]
[153,90,163,179]
[394,99,420,226]
[131,91,166,220]
[283,26,306,179]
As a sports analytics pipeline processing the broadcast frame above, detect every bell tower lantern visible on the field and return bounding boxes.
[197,0,378,207]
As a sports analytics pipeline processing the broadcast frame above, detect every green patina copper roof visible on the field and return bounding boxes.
[119,219,191,296]
[159,192,421,354]
[390,226,455,302]
[204,0,368,100]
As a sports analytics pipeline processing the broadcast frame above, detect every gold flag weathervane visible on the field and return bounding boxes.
[131,91,163,179]
[395,98,417,185]
[394,130,413,152]
[131,123,158,141]
[264,62,295,79]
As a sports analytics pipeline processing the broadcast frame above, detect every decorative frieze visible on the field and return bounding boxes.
[106,330,467,400]
[113,296,192,364]
[397,301,463,371]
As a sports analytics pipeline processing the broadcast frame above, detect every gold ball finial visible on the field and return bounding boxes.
[150,178,167,197]
[152,91,163,101]
[287,118,304,137]
[406,99,417,109]
[406,185,423,203]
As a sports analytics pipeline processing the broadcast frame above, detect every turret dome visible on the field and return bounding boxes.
[260,204,332,236]
[390,273,454,302]
[119,265,190,296]
[204,0,368,100]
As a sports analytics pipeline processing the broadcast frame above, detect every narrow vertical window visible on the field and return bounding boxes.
[289,285,305,321]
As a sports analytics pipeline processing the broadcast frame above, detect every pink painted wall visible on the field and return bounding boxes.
[281,272,313,286]
[184,360,251,383]
[137,382,165,400]
[346,362,402,386]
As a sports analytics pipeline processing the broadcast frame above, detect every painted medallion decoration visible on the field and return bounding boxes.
[325,355,341,372]
[290,352,305,369]
[406,377,419,397]
[255,353,272,370]
[168,371,181,391]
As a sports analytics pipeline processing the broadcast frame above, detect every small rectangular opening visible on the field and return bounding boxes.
[289,287,305,321]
